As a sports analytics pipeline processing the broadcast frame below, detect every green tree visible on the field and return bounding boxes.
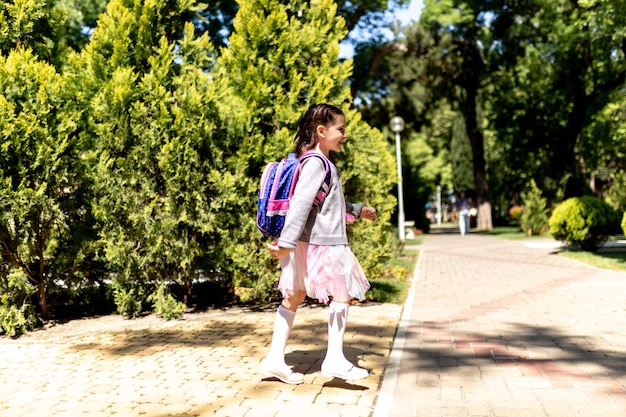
[215,0,397,299]
[0,49,91,320]
[194,0,410,48]
[54,0,109,52]
[65,0,229,312]
[356,7,494,230]
[579,87,626,201]
[480,0,626,203]
[520,179,549,235]
[0,0,68,65]
[355,0,626,228]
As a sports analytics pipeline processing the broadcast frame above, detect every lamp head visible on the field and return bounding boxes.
[390,116,405,133]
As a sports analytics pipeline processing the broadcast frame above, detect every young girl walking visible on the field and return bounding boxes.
[260,103,377,384]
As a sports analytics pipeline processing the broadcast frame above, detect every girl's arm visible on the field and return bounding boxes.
[346,202,376,221]
[360,206,377,221]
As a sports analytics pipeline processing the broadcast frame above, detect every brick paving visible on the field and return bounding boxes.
[2,228,626,417]
[0,298,401,417]
[378,228,626,417]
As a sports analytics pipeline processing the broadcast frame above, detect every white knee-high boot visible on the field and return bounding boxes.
[260,305,304,384]
[321,301,368,380]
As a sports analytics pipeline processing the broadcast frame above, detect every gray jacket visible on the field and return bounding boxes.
[277,154,363,249]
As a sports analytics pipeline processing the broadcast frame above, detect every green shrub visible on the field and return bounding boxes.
[0,269,39,337]
[607,170,626,211]
[549,196,621,251]
[520,180,549,235]
[148,285,185,320]
[111,280,144,318]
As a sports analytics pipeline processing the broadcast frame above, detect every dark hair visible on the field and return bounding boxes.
[294,103,344,156]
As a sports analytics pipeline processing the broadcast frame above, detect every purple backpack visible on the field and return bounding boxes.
[257,152,332,238]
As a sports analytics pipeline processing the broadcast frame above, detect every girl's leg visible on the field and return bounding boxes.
[321,301,368,380]
[261,241,308,384]
[260,290,306,384]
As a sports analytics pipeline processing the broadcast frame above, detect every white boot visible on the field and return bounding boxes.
[260,305,304,384]
[321,301,368,380]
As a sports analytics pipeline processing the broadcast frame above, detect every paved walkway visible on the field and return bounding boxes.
[1,230,626,416]
[377,228,626,417]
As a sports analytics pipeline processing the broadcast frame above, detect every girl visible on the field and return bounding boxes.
[260,104,376,384]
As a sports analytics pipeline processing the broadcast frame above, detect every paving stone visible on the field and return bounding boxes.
[3,230,626,417]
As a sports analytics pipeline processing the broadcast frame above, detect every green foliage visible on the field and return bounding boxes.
[147,285,185,320]
[480,0,626,204]
[367,248,417,303]
[73,1,229,302]
[558,250,626,273]
[606,170,626,211]
[520,179,549,235]
[0,0,427,328]
[0,48,97,320]
[0,0,69,66]
[0,269,38,337]
[356,0,626,220]
[111,278,144,318]
[549,196,621,252]
[215,0,397,299]
[450,112,474,194]
[367,279,408,304]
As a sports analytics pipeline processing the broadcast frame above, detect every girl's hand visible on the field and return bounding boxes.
[268,243,291,260]
[360,206,377,221]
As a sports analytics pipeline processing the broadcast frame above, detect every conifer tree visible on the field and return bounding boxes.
[0,49,89,321]
[66,0,228,314]
[0,0,70,68]
[520,179,549,236]
[215,0,396,299]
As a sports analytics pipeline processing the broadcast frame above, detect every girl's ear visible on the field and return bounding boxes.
[315,124,326,138]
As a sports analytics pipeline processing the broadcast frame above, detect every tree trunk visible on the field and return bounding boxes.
[38,282,47,321]
[461,69,493,231]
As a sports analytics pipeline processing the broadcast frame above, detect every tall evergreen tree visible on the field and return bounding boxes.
[214,0,397,299]
[0,49,90,320]
[65,0,229,312]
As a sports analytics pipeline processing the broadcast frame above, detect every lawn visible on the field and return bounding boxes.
[486,226,626,272]
[367,237,420,304]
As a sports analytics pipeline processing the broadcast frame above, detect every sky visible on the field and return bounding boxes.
[396,0,425,24]
[339,0,424,59]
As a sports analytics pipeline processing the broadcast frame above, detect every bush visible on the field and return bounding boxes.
[520,180,549,235]
[148,285,185,321]
[549,196,621,251]
[607,170,626,211]
[111,279,144,318]
[0,269,39,337]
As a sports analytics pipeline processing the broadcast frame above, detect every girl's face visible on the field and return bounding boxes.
[315,115,347,156]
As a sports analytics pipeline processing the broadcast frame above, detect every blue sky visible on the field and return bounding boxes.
[340,0,424,58]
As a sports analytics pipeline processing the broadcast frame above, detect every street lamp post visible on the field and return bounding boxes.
[390,116,406,242]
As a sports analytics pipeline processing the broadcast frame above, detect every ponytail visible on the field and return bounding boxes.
[294,104,344,156]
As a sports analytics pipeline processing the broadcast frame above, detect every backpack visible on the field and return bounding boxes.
[257,152,332,239]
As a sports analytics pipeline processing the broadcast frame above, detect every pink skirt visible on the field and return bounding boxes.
[278,242,370,303]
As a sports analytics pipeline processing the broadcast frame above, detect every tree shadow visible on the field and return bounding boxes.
[402,320,626,380]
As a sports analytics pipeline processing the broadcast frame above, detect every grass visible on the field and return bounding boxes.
[486,226,626,272]
[367,238,420,304]
[367,280,410,304]
[481,226,549,240]
[557,250,626,272]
